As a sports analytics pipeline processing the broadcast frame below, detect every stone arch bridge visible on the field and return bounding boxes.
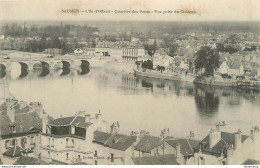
[0,56,93,72]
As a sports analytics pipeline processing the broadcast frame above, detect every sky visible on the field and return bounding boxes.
[0,0,260,22]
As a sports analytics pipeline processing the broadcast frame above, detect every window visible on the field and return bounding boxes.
[66,153,69,160]
[71,139,74,147]
[21,138,27,148]
[48,151,50,158]
[66,138,69,147]
[51,139,54,147]
[11,139,17,146]
[110,153,114,162]
[199,157,205,165]
[95,160,97,165]
[5,140,10,149]
[48,138,50,147]
[94,150,97,157]
[31,136,34,144]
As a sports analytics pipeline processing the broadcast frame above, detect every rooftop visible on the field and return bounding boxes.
[131,154,180,165]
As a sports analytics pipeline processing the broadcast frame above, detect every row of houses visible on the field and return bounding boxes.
[1,97,260,165]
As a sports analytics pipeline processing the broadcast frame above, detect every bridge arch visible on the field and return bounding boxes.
[17,62,29,78]
[0,63,7,78]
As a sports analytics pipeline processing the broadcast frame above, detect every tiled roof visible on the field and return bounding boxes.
[131,154,179,165]
[166,138,200,157]
[134,135,163,153]
[194,131,250,156]
[3,146,23,158]
[93,131,137,151]
[242,159,260,165]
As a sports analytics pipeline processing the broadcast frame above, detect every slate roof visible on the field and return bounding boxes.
[104,133,137,151]
[131,154,180,165]
[3,146,23,158]
[49,116,92,128]
[242,159,260,165]
[134,135,163,153]
[0,101,30,114]
[0,111,42,138]
[49,116,75,126]
[194,131,250,156]
[93,131,137,151]
[93,131,111,144]
[14,156,47,165]
[166,138,200,157]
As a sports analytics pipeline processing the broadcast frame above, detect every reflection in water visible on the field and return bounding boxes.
[61,67,70,76]
[19,62,28,78]
[194,85,219,118]
[2,68,260,138]
[0,64,6,78]
[77,61,90,75]
[141,79,153,88]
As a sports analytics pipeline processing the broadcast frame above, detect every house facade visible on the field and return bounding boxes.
[40,111,108,165]
[0,98,49,165]
[193,125,260,165]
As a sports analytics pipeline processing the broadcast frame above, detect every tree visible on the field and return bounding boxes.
[195,46,220,76]
[142,60,153,69]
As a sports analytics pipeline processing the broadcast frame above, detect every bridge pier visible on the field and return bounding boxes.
[5,61,11,72]
[49,59,56,70]
[28,61,34,71]
[70,59,76,70]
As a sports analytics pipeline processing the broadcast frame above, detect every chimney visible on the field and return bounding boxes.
[6,98,16,123]
[234,129,242,149]
[209,128,221,149]
[95,110,102,124]
[42,114,48,134]
[250,126,260,160]
[176,143,183,164]
[176,143,181,157]
[130,131,138,137]
[29,102,43,117]
[19,101,27,109]
[226,145,233,165]
[110,122,120,134]
[160,128,170,140]
[85,114,91,123]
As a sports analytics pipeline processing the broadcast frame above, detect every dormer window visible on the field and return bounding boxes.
[71,125,75,135]
[10,124,16,133]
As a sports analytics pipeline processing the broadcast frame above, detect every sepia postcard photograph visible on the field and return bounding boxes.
[0,0,260,166]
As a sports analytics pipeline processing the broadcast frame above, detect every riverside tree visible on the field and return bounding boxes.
[195,46,220,76]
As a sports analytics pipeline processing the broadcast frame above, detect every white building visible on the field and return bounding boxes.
[40,111,108,165]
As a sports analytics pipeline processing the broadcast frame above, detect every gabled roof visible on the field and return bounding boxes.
[49,116,75,126]
[131,154,179,165]
[166,138,200,157]
[93,131,137,151]
[194,131,250,156]
[1,111,42,137]
[49,116,92,128]
[3,146,23,158]
[93,131,111,144]
[134,135,163,153]
[104,133,137,151]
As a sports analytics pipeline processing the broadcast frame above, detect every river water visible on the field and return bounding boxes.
[1,63,260,139]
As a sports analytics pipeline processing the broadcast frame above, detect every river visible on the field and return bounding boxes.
[1,63,260,140]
